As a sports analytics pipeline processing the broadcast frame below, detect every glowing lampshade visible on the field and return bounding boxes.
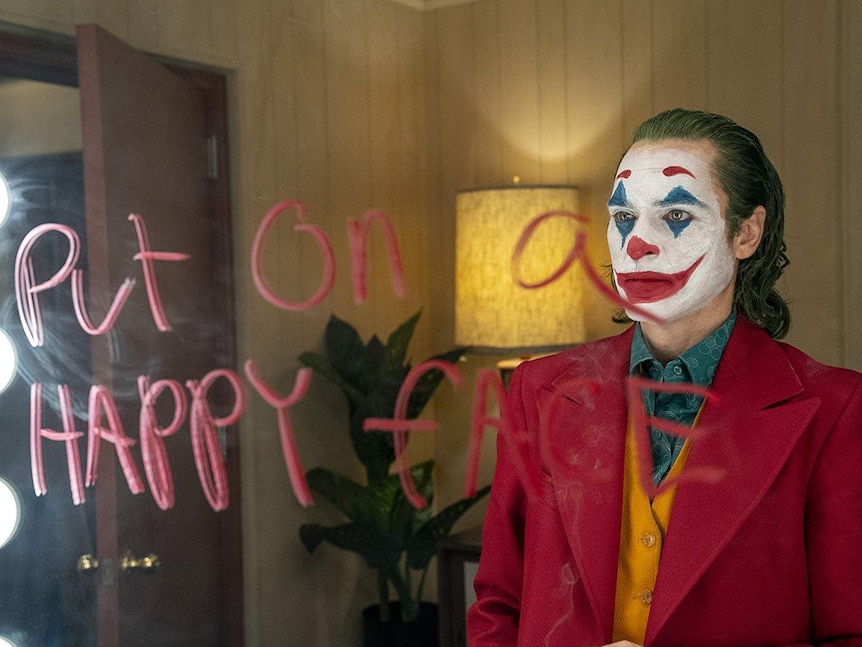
[455,185,585,351]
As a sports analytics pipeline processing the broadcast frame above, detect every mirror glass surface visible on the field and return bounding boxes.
[0,75,96,646]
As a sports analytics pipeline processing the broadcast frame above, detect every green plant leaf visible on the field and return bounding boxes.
[349,413,395,482]
[388,460,434,543]
[405,347,470,418]
[306,467,373,523]
[297,351,364,407]
[306,465,436,536]
[361,382,402,420]
[406,484,491,570]
[299,521,403,569]
[364,335,385,390]
[325,314,370,395]
[299,523,326,553]
[380,311,421,381]
[383,564,415,618]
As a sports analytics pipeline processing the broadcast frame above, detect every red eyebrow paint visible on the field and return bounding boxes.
[662,165,696,178]
[616,169,632,179]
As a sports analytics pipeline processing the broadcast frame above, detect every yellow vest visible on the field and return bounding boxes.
[612,419,692,643]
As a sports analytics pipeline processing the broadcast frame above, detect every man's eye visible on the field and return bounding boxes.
[612,211,635,222]
[664,209,691,222]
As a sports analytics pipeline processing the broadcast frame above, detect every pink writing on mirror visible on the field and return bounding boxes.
[512,210,663,325]
[17,203,412,511]
[20,200,691,512]
[30,370,248,511]
[250,200,407,310]
[244,360,315,507]
[138,376,187,510]
[30,383,86,505]
[186,369,247,511]
[14,215,187,348]
[86,384,145,496]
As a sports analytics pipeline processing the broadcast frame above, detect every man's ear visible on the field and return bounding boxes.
[734,206,766,260]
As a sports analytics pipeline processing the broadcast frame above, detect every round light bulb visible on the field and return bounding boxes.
[0,477,20,550]
[0,636,20,647]
[0,328,16,394]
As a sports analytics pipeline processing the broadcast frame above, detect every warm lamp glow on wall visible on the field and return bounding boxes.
[455,185,585,366]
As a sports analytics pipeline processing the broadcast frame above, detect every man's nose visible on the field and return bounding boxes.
[626,235,660,261]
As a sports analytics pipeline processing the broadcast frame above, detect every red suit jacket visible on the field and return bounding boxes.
[468,317,862,646]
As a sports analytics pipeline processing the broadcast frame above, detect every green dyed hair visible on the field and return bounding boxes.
[624,108,791,339]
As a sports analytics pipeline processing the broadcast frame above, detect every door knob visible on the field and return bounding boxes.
[120,550,160,573]
[77,554,100,573]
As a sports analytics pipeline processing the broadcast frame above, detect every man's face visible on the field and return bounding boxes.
[606,139,736,324]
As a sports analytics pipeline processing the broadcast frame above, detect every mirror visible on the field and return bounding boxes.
[0,23,240,643]
[0,74,97,646]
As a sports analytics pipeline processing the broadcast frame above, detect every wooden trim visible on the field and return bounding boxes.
[173,65,243,647]
[437,529,482,647]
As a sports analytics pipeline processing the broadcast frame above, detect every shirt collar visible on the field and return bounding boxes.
[629,309,737,386]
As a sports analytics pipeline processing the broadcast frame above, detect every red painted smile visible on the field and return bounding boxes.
[615,255,705,303]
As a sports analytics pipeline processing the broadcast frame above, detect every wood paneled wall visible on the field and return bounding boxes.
[233,3,431,645]
[0,1,859,646]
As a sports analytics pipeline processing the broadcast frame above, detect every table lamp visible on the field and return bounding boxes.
[455,184,585,382]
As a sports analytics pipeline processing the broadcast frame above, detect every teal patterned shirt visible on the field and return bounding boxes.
[629,310,737,485]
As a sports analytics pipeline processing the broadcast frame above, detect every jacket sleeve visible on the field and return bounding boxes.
[466,362,531,647]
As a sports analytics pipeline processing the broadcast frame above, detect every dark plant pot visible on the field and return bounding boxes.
[362,602,439,647]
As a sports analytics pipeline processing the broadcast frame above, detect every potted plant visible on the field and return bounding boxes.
[297,312,490,647]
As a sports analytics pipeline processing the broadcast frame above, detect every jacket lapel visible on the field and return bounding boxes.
[646,318,821,642]
[542,328,633,638]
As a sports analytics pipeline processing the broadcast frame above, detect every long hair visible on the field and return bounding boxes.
[626,108,790,338]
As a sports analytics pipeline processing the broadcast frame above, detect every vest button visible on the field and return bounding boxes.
[639,531,657,547]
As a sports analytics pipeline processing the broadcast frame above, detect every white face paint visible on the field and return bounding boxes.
[606,139,737,324]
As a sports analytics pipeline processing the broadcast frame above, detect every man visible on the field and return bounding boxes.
[468,109,862,646]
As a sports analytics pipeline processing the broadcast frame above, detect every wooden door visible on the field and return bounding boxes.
[76,24,240,647]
